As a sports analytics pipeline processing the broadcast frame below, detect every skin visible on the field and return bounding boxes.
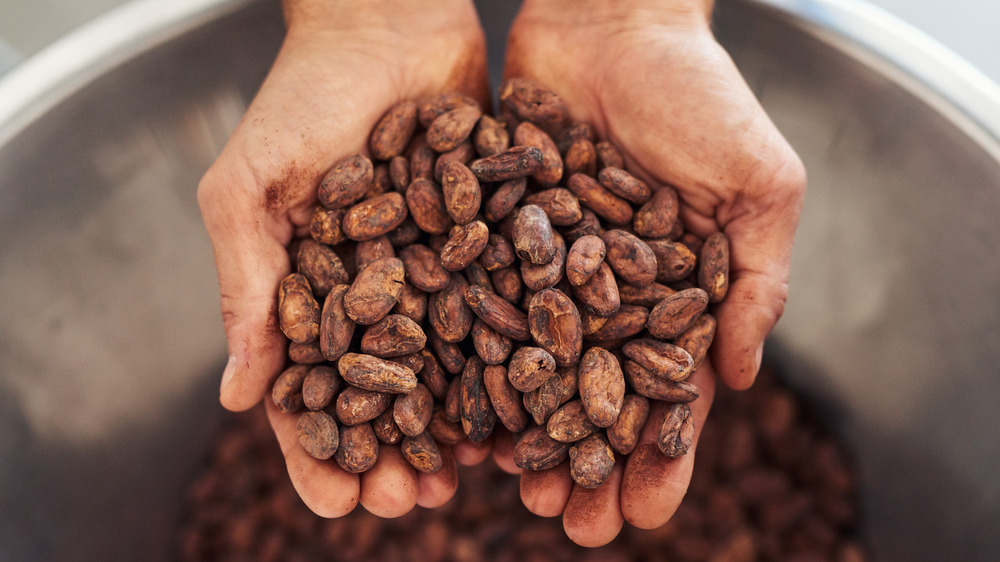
[198,0,805,547]
[502,0,805,545]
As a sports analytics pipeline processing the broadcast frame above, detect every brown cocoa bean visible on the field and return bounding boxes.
[699,231,730,303]
[624,360,700,402]
[569,433,616,488]
[319,154,373,210]
[634,186,680,239]
[389,155,410,192]
[426,104,482,153]
[479,234,516,271]
[474,114,510,157]
[498,78,568,135]
[594,140,624,171]
[440,220,489,271]
[521,231,566,291]
[359,314,427,358]
[309,206,347,246]
[622,338,695,382]
[464,284,531,341]
[577,347,626,427]
[557,122,595,153]
[429,331,465,375]
[320,284,355,361]
[675,313,716,369]
[579,307,610,336]
[342,192,408,242]
[354,236,396,273]
[646,239,697,283]
[572,261,620,318]
[598,167,652,205]
[646,287,710,340]
[560,207,602,245]
[272,364,309,414]
[302,364,341,411]
[514,121,563,186]
[523,188,582,226]
[472,318,513,365]
[547,400,597,443]
[417,349,450,401]
[335,386,393,426]
[527,288,583,367]
[297,239,349,299]
[658,403,694,458]
[418,92,480,128]
[289,340,325,364]
[335,422,379,473]
[460,356,497,443]
[443,376,462,423]
[434,140,476,183]
[398,244,450,293]
[512,205,557,265]
[428,274,474,343]
[393,383,434,437]
[566,234,606,286]
[513,425,571,471]
[483,364,529,433]
[392,281,427,323]
[564,138,598,177]
[618,282,675,308]
[469,146,544,182]
[408,135,435,182]
[401,430,444,473]
[372,406,404,444]
[278,273,321,344]
[586,304,650,342]
[440,160,481,225]
[338,352,417,394]
[607,394,649,455]
[405,177,452,235]
[368,162,393,198]
[428,409,465,445]
[490,265,523,304]
[567,173,633,225]
[297,410,340,460]
[601,229,658,288]
[343,257,405,325]
[370,101,418,160]
[389,351,424,375]
[507,346,557,393]
[523,365,577,425]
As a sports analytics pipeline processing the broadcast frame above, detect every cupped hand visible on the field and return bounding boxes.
[503,0,806,546]
[198,0,489,519]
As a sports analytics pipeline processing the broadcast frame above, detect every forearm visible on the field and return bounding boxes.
[515,0,714,28]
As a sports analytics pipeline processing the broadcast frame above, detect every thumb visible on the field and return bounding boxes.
[199,165,294,412]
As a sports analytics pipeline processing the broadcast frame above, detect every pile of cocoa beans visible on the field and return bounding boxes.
[177,368,869,561]
[273,77,727,489]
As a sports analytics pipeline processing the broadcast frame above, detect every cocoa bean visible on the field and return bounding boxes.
[514,121,563,186]
[343,257,405,325]
[427,274,474,343]
[464,284,531,341]
[607,394,649,455]
[658,403,694,458]
[634,186,680,239]
[699,231,730,303]
[472,318,513,365]
[393,383,434,437]
[601,229,658,288]
[278,273,321,344]
[372,406,404,444]
[469,146,544,182]
[370,101,418,160]
[302,364,341,411]
[359,314,427,358]
[568,433,615,488]
[577,347,626,427]
[320,284,355,361]
[440,220,489,271]
[427,104,483,153]
[440,160,481,225]
[547,400,597,443]
[566,234,606,286]
[336,386,393,426]
[296,410,340,460]
[405,178,452,235]
[342,192,408,242]
[646,239,697,283]
[527,288,584,367]
[297,239,349,298]
[272,364,309,414]
[622,338,695,382]
[319,154,373,210]
[483,364,530,433]
[460,356,497,443]
[401,430,444,473]
[513,425,570,471]
[474,114,510,158]
[512,204,557,265]
[646,287,710,340]
[567,173,633,225]
[335,422,379,473]
[338,352,417,394]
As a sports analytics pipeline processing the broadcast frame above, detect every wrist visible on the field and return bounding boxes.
[282,0,482,38]
[516,0,713,29]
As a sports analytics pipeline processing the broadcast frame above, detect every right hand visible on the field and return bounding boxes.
[197,0,489,520]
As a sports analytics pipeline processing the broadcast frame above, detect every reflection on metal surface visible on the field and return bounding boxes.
[0,0,998,560]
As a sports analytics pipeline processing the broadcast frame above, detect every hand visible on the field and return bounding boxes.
[197,0,489,519]
[503,0,806,546]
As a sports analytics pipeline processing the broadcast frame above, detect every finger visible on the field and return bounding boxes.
[453,435,494,466]
[359,444,419,518]
[562,463,625,548]
[491,428,523,475]
[199,166,297,412]
[519,461,573,517]
[620,363,716,529]
[416,445,459,508]
[265,400,359,518]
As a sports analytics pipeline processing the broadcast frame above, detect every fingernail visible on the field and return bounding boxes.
[220,355,238,394]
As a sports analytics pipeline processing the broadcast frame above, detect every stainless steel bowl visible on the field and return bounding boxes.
[2,0,998,560]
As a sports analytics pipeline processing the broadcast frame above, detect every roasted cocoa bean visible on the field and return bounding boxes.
[569,433,616,488]
[319,284,355,361]
[272,364,309,414]
[405,178,452,235]
[372,406,404,444]
[507,346,557,393]
[401,430,444,473]
[354,236,396,273]
[302,364,341,411]
[498,77,568,135]
[483,364,529,433]
[699,231,730,303]
[472,318,513,365]
[440,220,489,271]
[634,186,680,239]
[342,192,408,242]
[527,288,584,367]
[343,256,405,325]
[622,338,695,382]
[393,383,434,437]
[586,304,650,342]
[479,234,516,271]
[566,234,606,286]
[512,204,557,265]
[338,352,417,394]
[564,138,598,177]
[646,239,697,283]
[513,425,571,471]
[607,394,650,455]
[514,121,563,187]
[567,173,633,225]
[370,101,419,160]
[460,356,497,443]
[469,146,544,183]
[309,206,347,246]
[646,287,710,340]
[601,229,658,288]
[297,410,340,460]
[464,284,531,341]
[278,273,321,344]
[389,155,410,192]
[392,281,427,323]
[547,400,597,443]
[359,314,427,358]
[572,261,621,318]
[297,239,349,298]
[658,403,694,458]
[288,340,325,364]
[319,154,373,210]
[426,104,482,153]
[577,347,626,427]
[523,188,582,226]
[624,360,700,403]
[439,160,481,226]
[335,422,379,473]
[474,114,510,157]
[336,386,393,426]
[483,177,527,222]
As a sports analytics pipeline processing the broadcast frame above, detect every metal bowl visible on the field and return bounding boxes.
[1,0,998,560]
